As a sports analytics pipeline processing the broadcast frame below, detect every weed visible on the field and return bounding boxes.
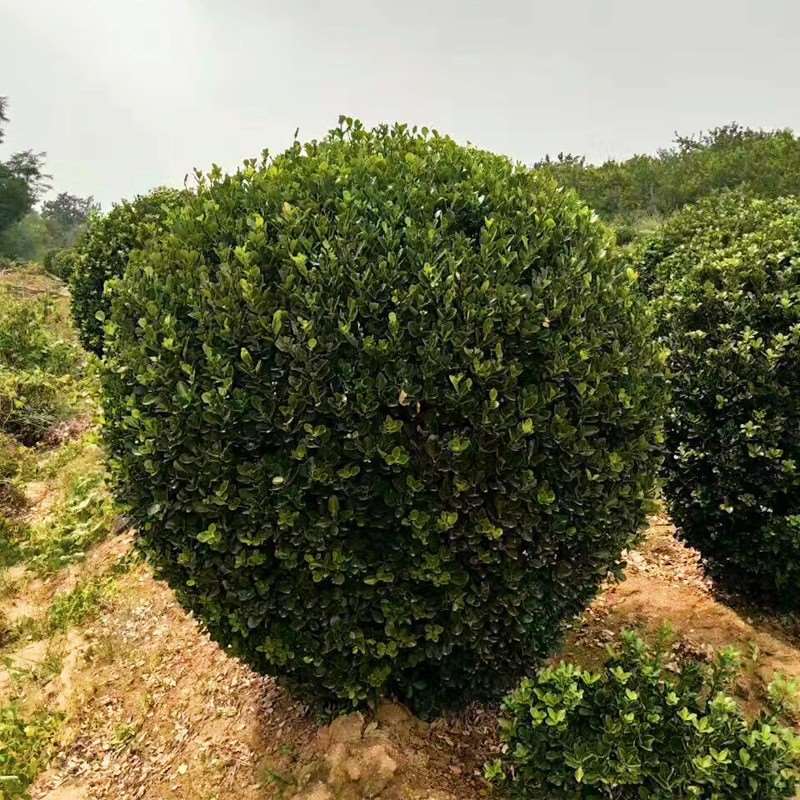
[111,720,139,749]
[0,517,25,571]
[1,643,63,688]
[45,574,115,633]
[0,616,38,653]
[257,761,296,798]
[769,673,800,723]
[35,431,97,482]
[24,472,114,575]
[0,704,61,799]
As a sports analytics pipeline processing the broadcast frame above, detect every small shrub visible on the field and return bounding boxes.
[69,188,186,355]
[103,119,667,711]
[644,193,800,604]
[0,285,79,375]
[769,674,800,724]
[0,282,88,446]
[487,631,800,800]
[0,369,74,446]
[0,704,61,799]
[42,247,78,282]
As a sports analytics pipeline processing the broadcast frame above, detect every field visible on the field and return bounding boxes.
[1,264,797,799]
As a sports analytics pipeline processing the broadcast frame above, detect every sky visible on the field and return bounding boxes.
[1,0,799,209]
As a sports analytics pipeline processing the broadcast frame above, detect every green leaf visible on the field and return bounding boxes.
[537,485,556,506]
[448,436,470,454]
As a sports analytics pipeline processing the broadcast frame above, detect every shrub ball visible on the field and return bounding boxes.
[103,120,667,710]
[70,188,186,355]
[647,193,800,605]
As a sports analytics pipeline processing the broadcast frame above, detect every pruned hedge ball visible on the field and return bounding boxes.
[102,119,666,710]
[70,188,186,355]
[645,192,800,605]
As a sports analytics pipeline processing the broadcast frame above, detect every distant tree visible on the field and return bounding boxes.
[0,151,49,237]
[0,95,90,262]
[41,191,99,249]
[3,151,49,201]
[0,96,51,241]
[0,96,8,144]
[0,210,50,261]
[672,122,772,153]
[42,192,98,230]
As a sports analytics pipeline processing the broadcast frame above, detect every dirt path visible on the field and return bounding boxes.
[23,561,493,800]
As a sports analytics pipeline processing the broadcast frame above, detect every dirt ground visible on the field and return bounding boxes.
[0,508,793,800]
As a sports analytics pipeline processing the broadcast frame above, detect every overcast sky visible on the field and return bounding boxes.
[2,0,798,209]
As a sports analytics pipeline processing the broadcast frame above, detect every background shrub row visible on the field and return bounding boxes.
[642,194,800,605]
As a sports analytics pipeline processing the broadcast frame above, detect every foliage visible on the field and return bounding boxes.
[646,193,800,605]
[487,631,800,800]
[0,96,7,144]
[0,704,61,800]
[103,118,667,711]
[537,124,800,227]
[69,188,186,355]
[632,190,789,296]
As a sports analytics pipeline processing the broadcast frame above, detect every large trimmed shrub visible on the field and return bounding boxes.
[69,188,186,355]
[487,631,800,799]
[648,194,800,605]
[102,119,666,710]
